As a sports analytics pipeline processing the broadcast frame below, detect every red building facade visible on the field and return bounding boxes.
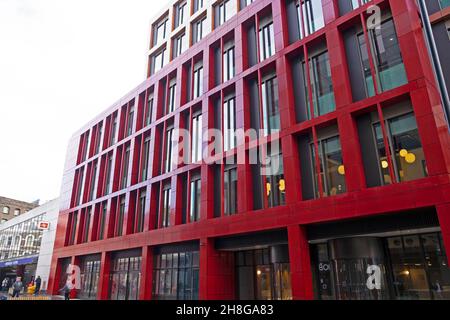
[48,0,450,300]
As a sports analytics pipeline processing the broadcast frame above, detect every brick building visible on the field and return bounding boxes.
[0,196,39,224]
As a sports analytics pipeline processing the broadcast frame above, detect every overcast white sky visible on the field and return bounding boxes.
[0,0,167,203]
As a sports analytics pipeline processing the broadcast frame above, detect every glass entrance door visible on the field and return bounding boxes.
[109,256,141,300]
[386,233,450,300]
[235,247,292,300]
[256,265,273,300]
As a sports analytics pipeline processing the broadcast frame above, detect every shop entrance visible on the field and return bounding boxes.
[235,246,292,300]
[311,232,450,300]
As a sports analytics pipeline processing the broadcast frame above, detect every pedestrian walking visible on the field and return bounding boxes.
[34,276,42,296]
[11,277,23,298]
[1,278,8,292]
[58,282,72,301]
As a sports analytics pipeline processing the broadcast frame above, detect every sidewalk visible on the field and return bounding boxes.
[0,293,78,300]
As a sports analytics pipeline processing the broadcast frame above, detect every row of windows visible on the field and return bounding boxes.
[1,206,21,216]
[74,9,408,203]
[67,96,426,246]
[152,0,206,48]
[149,0,379,76]
[0,214,44,261]
[149,0,270,75]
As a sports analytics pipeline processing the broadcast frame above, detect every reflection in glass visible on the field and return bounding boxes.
[304,51,336,119]
[297,0,325,39]
[311,136,346,198]
[358,18,407,96]
[372,123,392,185]
[388,113,427,182]
[261,76,280,136]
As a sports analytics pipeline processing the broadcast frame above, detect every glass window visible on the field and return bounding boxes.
[162,187,171,228]
[175,2,186,28]
[145,94,153,126]
[297,0,325,38]
[356,33,376,97]
[311,135,346,198]
[83,207,92,243]
[386,112,426,182]
[141,137,151,182]
[104,155,113,195]
[76,168,84,206]
[193,17,206,44]
[165,128,175,173]
[121,146,131,189]
[264,147,286,207]
[136,190,146,233]
[218,0,231,26]
[155,19,168,46]
[261,76,280,136]
[168,83,177,114]
[13,209,20,216]
[359,18,407,95]
[126,105,135,137]
[372,111,426,185]
[116,197,126,236]
[223,46,235,82]
[349,0,371,10]
[98,204,107,241]
[224,166,238,215]
[69,212,78,245]
[372,123,392,185]
[259,21,275,61]
[2,207,9,214]
[303,51,335,119]
[189,178,201,222]
[153,49,166,74]
[153,251,199,300]
[223,97,236,151]
[193,0,204,13]
[243,0,255,8]
[110,113,118,146]
[95,123,103,154]
[89,161,98,201]
[440,0,450,9]
[80,260,100,300]
[193,66,204,99]
[191,114,203,163]
[173,33,186,59]
[110,256,141,300]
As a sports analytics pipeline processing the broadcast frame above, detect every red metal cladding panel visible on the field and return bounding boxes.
[49,0,450,299]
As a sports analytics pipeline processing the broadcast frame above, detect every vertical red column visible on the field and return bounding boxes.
[288,225,314,300]
[326,28,353,109]
[171,174,183,226]
[235,76,252,214]
[199,238,235,300]
[277,55,297,130]
[272,0,287,52]
[338,114,366,192]
[282,135,302,204]
[322,0,338,24]
[70,256,80,299]
[139,246,154,300]
[97,251,111,300]
[47,256,62,295]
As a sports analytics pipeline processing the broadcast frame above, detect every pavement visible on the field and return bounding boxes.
[0,293,77,301]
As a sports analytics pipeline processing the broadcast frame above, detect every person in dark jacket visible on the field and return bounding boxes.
[12,277,23,298]
[34,276,42,296]
[59,282,71,301]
